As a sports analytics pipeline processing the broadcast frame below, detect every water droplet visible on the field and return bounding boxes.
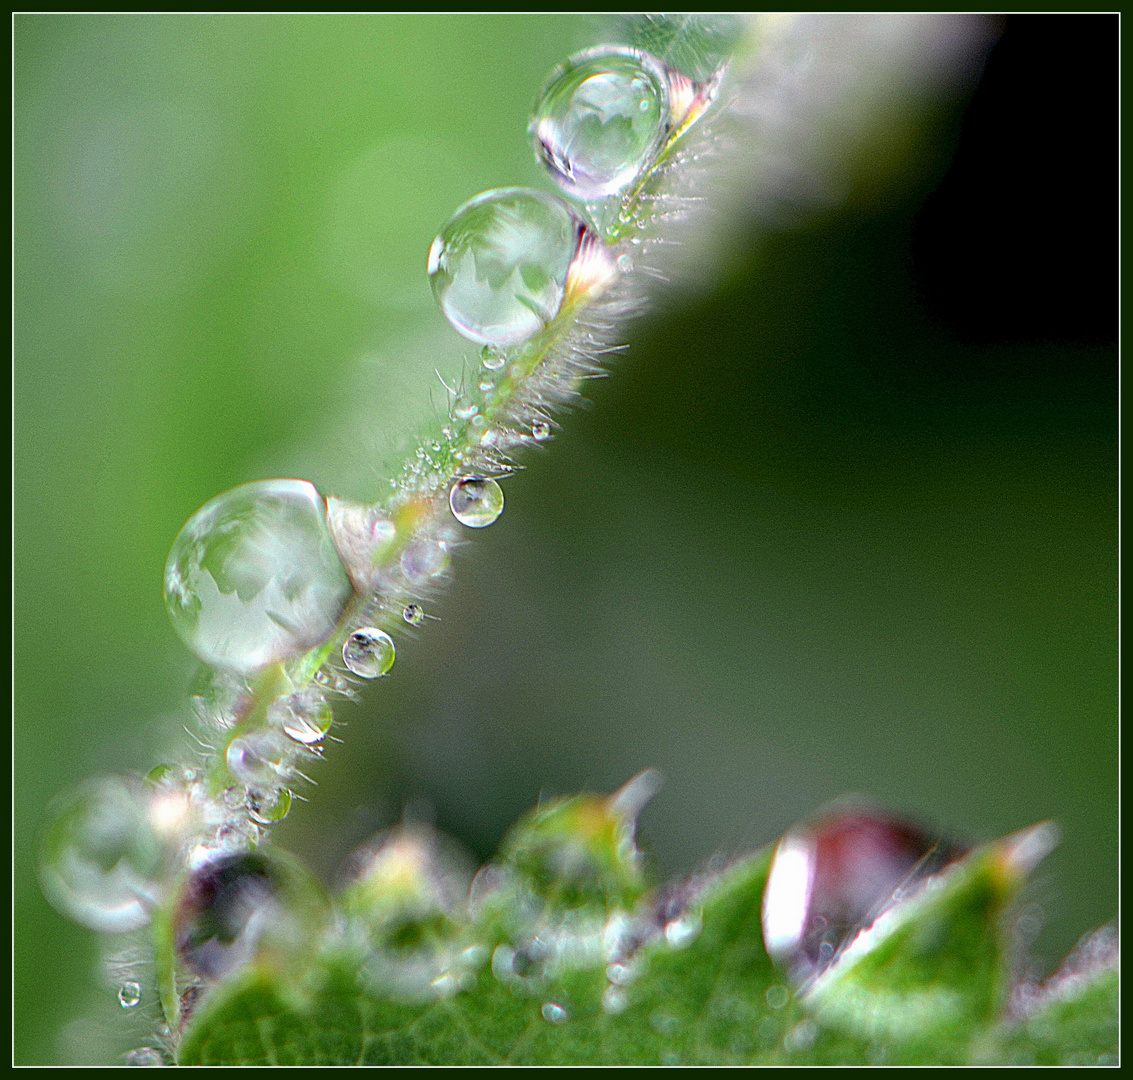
[491,944,516,981]
[226,731,290,787]
[165,480,353,675]
[273,691,333,745]
[616,253,633,272]
[118,981,142,1008]
[453,397,478,421]
[541,1001,568,1024]
[125,1047,164,1067]
[765,984,789,1010]
[531,46,670,201]
[38,775,164,933]
[247,786,292,826]
[403,604,425,626]
[531,421,552,441]
[602,984,628,1015]
[343,627,395,678]
[173,849,328,980]
[400,537,448,581]
[481,345,507,371]
[428,187,605,347]
[449,477,504,528]
[606,961,634,985]
[663,910,702,949]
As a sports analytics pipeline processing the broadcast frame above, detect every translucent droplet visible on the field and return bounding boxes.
[118,981,142,1008]
[273,691,333,745]
[125,1047,165,1067]
[616,253,633,272]
[165,480,353,675]
[343,627,395,678]
[173,849,328,980]
[428,187,606,347]
[449,477,504,528]
[39,775,164,933]
[663,910,702,949]
[531,421,552,441]
[453,397,479,421]
[541,1001,568,1024]
[481,345,507,371]
[403,604,425,626]
[531,46,670,201]
[226,731,290,788]
[247,786,292,826]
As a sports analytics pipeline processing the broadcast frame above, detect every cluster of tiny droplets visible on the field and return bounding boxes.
[37,37,723,1061]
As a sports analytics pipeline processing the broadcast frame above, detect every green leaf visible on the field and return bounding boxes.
[174,800,1115,1066]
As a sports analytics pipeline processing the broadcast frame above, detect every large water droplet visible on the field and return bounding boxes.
[39,775,165,933]
[118,981,142,1008]
[531,46,670,201]
[165,480,353,675]
[342,627,395,678]
[428,188,605,347]
[173,848,328,980]
[449,477,504,528]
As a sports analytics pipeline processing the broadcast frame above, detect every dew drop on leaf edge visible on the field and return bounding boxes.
[449,476,505,528]
[343,627,396,678]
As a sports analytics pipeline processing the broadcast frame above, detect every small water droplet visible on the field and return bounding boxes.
[215,818,259,849]
[275,692,333,745]
[226,731,289,788]
[481,345,507,371]
[765,984,789,1009]
[118,981,142,1008]
[38,775,164,933]
[125,1047,164,1067]
[453,397,478,421]
[478,377,495,393]
[449,477,504,528]
[247,786,292,826]
[602,984,628,1015]
[491,944,516,981]
[663,910,702,949]
[541,1001,568,1024]
[531,46,670,201]
[606,961,634,985]
[531,421,552,441]
[165,480,352,675]
[428,187,602,347]
[343,628,396,678]
[616,253,633,272]
[403,604,425,626]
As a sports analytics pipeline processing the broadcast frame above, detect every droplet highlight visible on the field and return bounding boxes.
[449,477,504,528]
[541,1001,568,1024]
[343,628,396,678]
[165,480,353,675]
[531,46,670,201]
[118,981,142,1008]
[428,187,604,347]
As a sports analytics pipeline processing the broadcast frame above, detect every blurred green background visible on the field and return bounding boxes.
[14,14,1116,1065]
